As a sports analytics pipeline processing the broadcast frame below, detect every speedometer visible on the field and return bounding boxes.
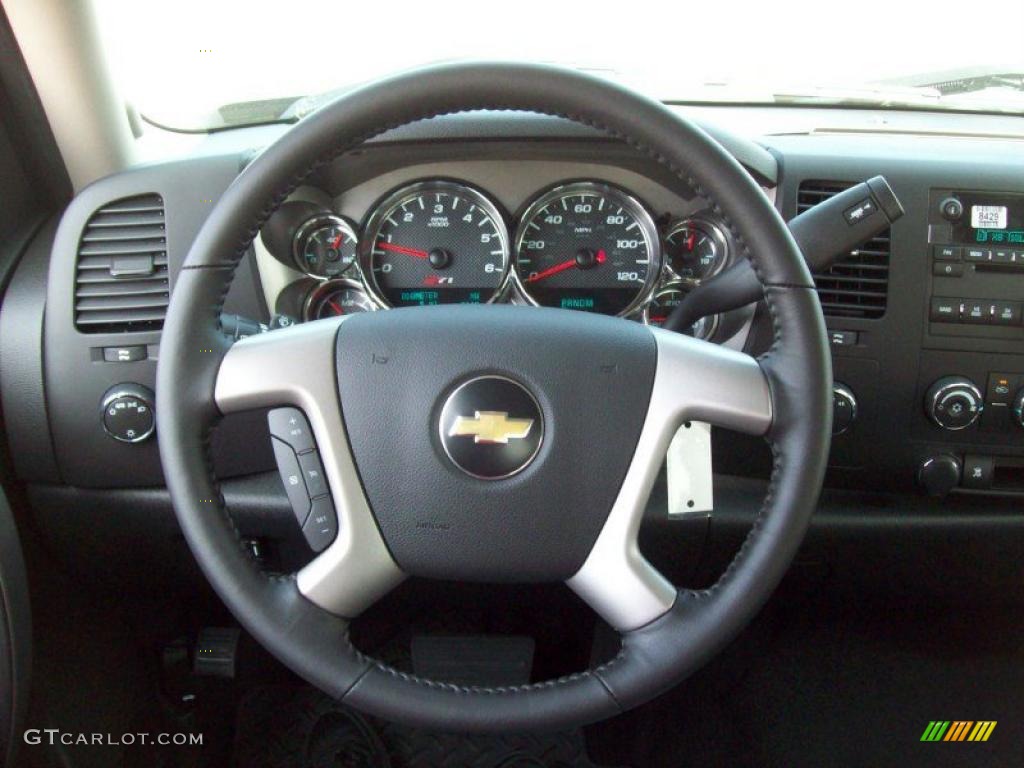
[360,180,510,308]
[513,182,660,316]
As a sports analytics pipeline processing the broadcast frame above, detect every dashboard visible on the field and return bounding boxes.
[254,164,758,343]
[3,107,1024,588]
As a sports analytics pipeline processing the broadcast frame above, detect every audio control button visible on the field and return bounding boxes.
[929,297,959,322]
[932,245,961,261]
[932,262,964,277]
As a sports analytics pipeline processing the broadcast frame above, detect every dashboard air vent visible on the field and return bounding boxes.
[74,194,168,333]
[797,181,890,319]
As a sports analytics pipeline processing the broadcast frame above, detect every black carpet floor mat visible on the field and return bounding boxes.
[232,685,614,768]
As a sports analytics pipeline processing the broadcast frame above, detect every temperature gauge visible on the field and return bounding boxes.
[664,218,728,281]
[293,214,358,278]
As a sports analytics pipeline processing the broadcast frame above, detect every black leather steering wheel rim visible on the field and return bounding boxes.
[156,61,832,732]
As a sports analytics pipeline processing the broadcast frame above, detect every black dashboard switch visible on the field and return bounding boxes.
[986,373,1016,405]
[929,297,959,322]
[992,249,1013,264]
[992,301,1021,325]
[302,496,338,553]
[828,330,858,346]
[298,451,328,498]
[932,245,961,261]
[932,262,964,277]
[102,345,147,363]
[271,437,311,525]
[964,247,990,262]
[962,455,994,489]
[843,198,876,224]
[268,407,315,454]
[1012,250,1024,267]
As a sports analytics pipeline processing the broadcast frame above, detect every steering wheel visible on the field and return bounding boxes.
[157,62,831,732]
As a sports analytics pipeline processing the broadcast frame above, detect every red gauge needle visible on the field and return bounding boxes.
[686,232,696,251]
[328,300,344,315]
[330,234,344,250]
[527,249,606,283]
[378,241,428,259]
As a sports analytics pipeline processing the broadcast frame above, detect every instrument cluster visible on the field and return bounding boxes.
[262,178,736,339]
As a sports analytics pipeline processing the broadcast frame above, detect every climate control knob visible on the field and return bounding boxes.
[1013,388,1024,429]
[925,376,983,431]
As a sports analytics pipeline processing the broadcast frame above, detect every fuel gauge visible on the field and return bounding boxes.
[293,214,358,278]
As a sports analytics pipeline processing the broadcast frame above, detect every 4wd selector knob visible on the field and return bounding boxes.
[925,376,983,431]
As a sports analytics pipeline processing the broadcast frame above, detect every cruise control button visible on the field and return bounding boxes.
[302,496,338,553]
[271,437,311,525]
[298,451,328,498]
[268,407,315,454]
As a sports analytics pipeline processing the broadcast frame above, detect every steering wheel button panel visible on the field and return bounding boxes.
[299,451,329,498]
[271,437,312,526]
[303,497,338,553]
[268,407,316,454]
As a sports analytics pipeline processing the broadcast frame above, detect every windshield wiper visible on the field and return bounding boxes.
[920,73,1024,96]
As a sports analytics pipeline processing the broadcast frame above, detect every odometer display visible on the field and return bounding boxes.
[514,182,660,316]
[361,181,509,307]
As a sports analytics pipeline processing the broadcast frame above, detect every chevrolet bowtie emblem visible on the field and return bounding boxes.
[448,411,534,444]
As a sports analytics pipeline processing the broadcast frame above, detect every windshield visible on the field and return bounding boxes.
[94,0,1024,131]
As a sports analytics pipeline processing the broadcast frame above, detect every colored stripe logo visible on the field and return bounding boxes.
[921,721,997,742]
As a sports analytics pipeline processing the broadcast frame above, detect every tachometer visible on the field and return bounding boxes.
[360,181,509,307]
[513,182,660,316]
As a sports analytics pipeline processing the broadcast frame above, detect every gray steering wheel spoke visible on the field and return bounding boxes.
[214,318,405,618]
[567,328,772,632]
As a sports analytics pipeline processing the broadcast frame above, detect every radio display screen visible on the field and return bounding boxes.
[951,191,1024,245]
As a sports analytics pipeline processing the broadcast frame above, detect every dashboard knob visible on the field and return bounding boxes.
[918,454,961,497]
[1013,388,1024,429]
[101,383,155,443]
[831,383,857,435]
[939,196,964,221]
[924,376,983,431]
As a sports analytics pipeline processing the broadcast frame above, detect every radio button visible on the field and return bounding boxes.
[932,245,961,261]
[1011,250,1024,266]
[964,247,990,262]
[992,301,1022,325]
[929,297,959,322]
[963,301,989,323]
[992,249,1013,264]
[932,262,964,277]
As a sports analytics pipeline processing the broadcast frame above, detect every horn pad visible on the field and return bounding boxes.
[335,305,656,582]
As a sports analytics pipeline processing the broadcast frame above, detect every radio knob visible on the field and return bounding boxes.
[939,197,964,222]
[925,376,983,431]
[1013,388,1024,429]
